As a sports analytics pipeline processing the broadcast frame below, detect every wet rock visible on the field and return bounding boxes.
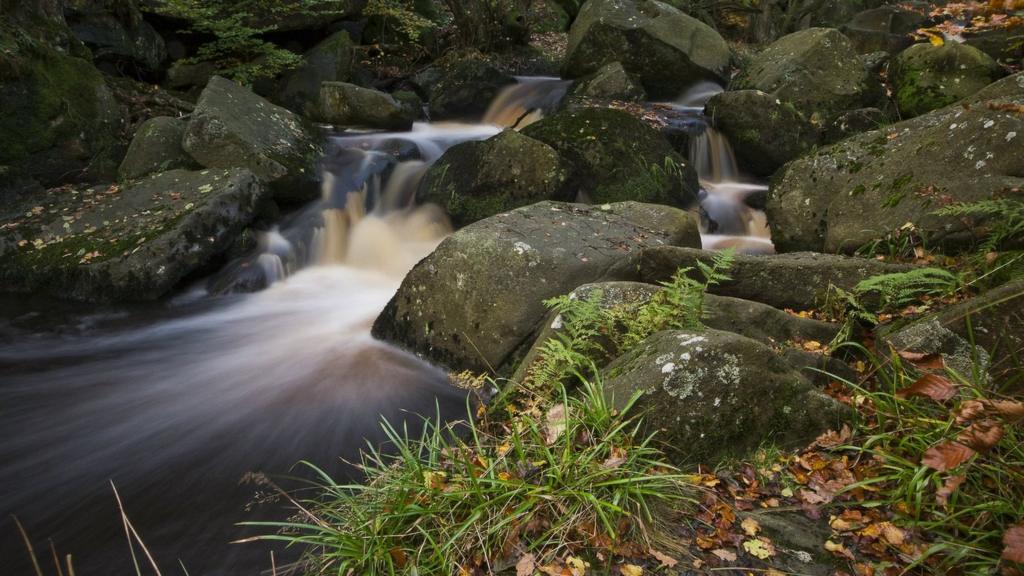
[521,107,699,207]
[118,117,198,181]
[890,42,1003,119]
[638,247,911,311]
[372,201,702,373]
[183,76,322,204]
[318,82,420,130]
[602,329,854,463]
[963,22,1024,64]
[879,318,991,385]
[66,2,166,73]
[766,73,1024,254]
[428,57,515,120]
[841,6,926,54]
[0,168,267,302]
[562,0,730,99]
[416,130,570,226]
[705,90,819,177]
[823,107,888,144]
[735,509,840,576]
[277,31,357,117]
[733,28,883,122]
[570,61,646,101]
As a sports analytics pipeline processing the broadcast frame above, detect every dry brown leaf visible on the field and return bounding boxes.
[879,522,907,546]
[544,404,567,445]
[935,474,967,507]
[825,540,856,560]
[956,399,987,424]
[516,553,536,576]
[989,400,1024,425]
[958,419,1005,452]
[922,441,976,471]
[648,549,678,568]
[740,517,761,537]
[896,373,958,402]
[602,446,628,469]
[711,548,737,562]
[389,547,408,568]
[1003,524,1024,564]
[814,424,853,448]
[897,350,946,370]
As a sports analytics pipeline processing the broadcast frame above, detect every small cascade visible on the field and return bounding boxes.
[675,81,725,110]
[482,76,572,128]
[690,127,740,184]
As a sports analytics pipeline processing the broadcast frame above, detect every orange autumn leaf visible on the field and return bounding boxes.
[1003,524,1024,564]
[936,474,967,507]
[896,373,958,402]
[922,441,976,471]
[957,419,1005,452]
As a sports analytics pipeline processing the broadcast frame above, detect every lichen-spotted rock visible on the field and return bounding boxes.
[767,72,1024,254]
[889,42,1003,118]
[0,168,266,302]
[602,329,853,463]
[372,201,701,373]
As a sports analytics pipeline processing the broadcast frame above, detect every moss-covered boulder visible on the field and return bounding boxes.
[638,247,911,311]
[183,76,322,204]
[602,329,853,463]
[732,28,883,122]
[570,61,646,101]
[118,117,198,181]
[372,201,702,373]
[562,0,730,99]
[890,42,1003,119]
[705,90,819,177]
[66,1,166,72]
[0,29,122,190]
[416,130,570,226]
[277,31,356,118]
[766,73,1024,254]
[521,107,699,207]
[840,6,926,54]
[428,57,515,120]
[318,82,420,130]
[0,168,267,302]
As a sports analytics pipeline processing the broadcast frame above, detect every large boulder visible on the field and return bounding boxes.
[318,82,420,130]
[183,77,322,204]
[602,329,853,463]
[840,6,926,54]
[118,116,198,181]
[562,0,730,99]
[766,73,1024,254]
[0,27,122,190]
[890,42,1003,119]
[372,201,702,373]
[521,107,699,207]
[428,57,515,120]
[639,247,911,311]
[705,90,819,176]
[732,28,883,122]
[416,130,571,226]
[570,61,646,101]
[0,168,266,302]
[277,31,357,117]
[66,1,166,73]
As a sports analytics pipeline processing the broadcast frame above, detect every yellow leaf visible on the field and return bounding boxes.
[743,538,775,559]
[740,517,761,537]
[423,470,447,490]
[621,564,643,576]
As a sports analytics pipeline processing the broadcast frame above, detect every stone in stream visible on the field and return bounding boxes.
[183,77,322,204]
[732,28,883,122]
[569,61,646,102]
[372,201,702,373]
[521,107,700,207]
[0,168,267,302]
[277,31,358,118]
[602,329,854,463]
[889,42,1004,119]
[767,72,1024,254]
[416,130,571,227]
[705,90,820,177]
[561,0,731,99]
[638,247,911,311]
[428,57,516,120]
[318,82,421,130]
[118,117,199,181]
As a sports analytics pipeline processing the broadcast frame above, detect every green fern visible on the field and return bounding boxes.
[935,198,1024,252]
[854,267,960,312]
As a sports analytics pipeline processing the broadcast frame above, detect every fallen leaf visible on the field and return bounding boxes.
[896,373,958,402]
[825,540,855,560]
[814,424,853,448]
[711,548,737,562]
[879,522,907,546]
[743,538,775,559]
[565,556,589,576]
[922,441,975,471]
[389,547,408,568]
[935,474,966,507]
[1004,524,1024,564]
[544,404,567,445]
[648,549,678,568]
[423,470,447,490]
[620,564,643,576]
[516,553,536,576]
[989,400,1024,425]
[740,517,761,537]
[958,419,1005,452]
[602,446,628,469]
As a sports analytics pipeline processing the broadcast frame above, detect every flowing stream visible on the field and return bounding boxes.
[0,78,768,575]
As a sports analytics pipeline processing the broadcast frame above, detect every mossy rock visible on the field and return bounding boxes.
[0,168,268,302]
[570,61,646,102]
[766,72,1024,254]
[416,130,571,227]
[183,76,322,204]
[840,6,925,54]
[277,31,356,118]
[317,81,420,130]
[732,28,883,122]
[602,329,854,464]
[428,56,515,120]
[118,116,198,181]
[521,107,699,207]
[890,42,1004,119]
[562,0,730,99]
[372,201,702,373]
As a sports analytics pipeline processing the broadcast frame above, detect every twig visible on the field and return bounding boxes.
[12,515,44,576]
